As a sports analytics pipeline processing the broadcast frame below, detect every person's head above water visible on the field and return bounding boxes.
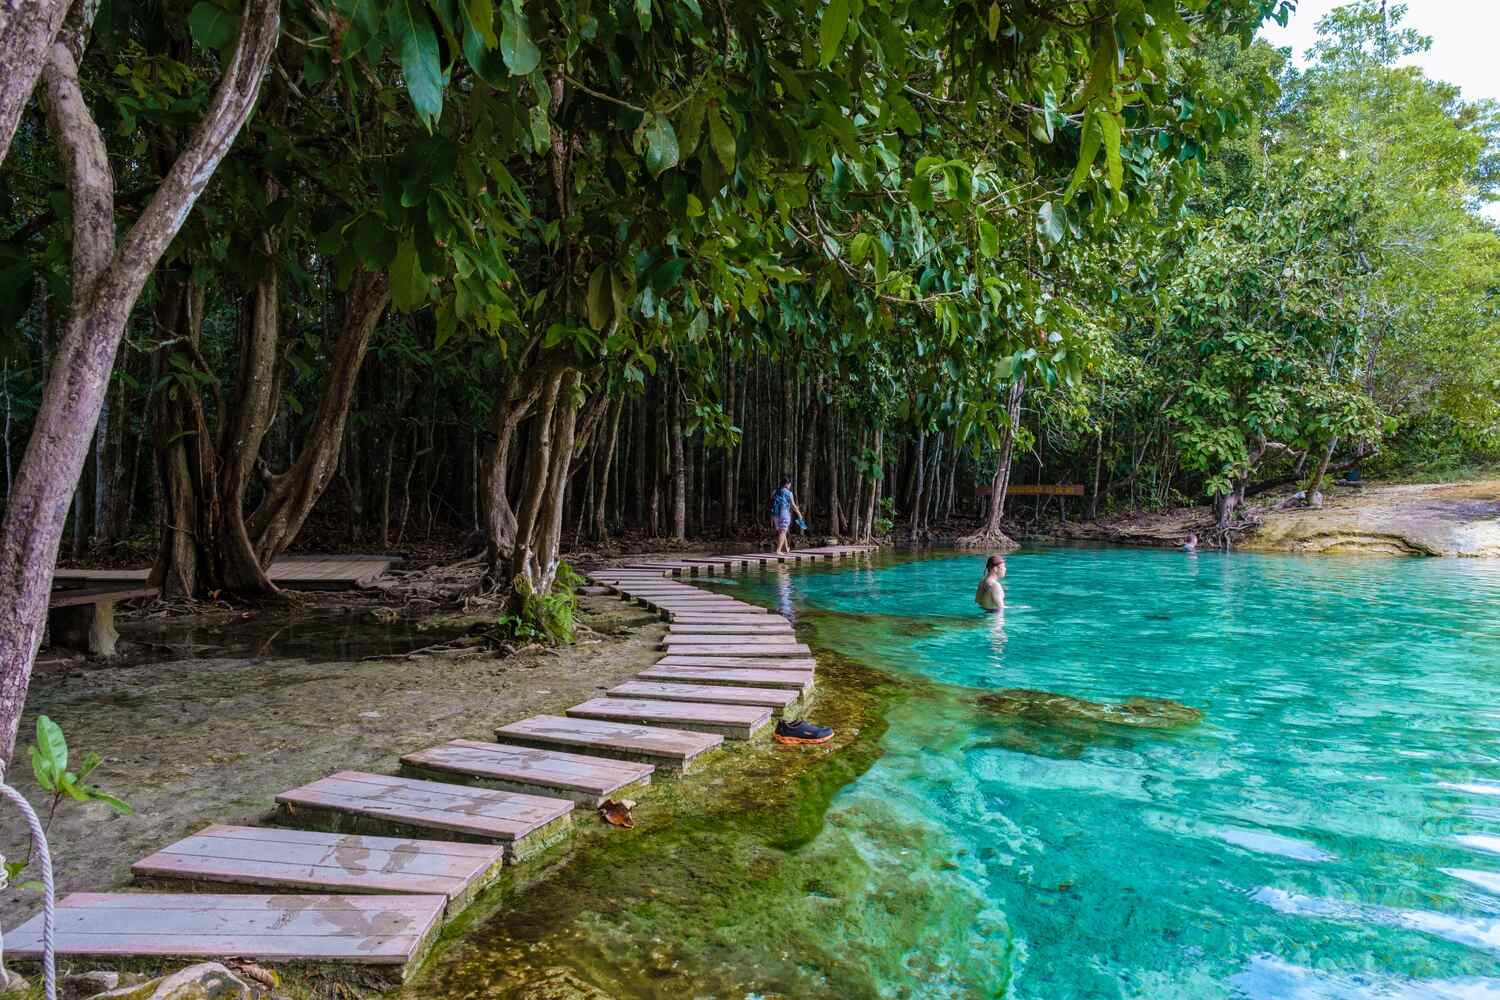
[985,554,1006,577]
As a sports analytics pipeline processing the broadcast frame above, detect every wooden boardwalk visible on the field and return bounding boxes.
[2,542,877,982]
[51,554,401,591]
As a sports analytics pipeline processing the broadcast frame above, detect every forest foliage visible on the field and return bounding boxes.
[0,0,1496,586]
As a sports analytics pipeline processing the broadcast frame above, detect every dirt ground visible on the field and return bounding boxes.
[0,593,665,929]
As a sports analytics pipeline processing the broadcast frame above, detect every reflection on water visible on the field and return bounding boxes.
[124,611,469,662]
[724,547,1500,998]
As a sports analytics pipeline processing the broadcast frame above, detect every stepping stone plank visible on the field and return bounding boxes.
[497,715,722,772]
[671,614,789,625]
[667,623,794,635]
[402,740,653,805]
[276,771,573,862]
[611,680,799,713]
[662,632,798,645]
[2,892,445,980]
[131,825,504,912]
[639,665,814,692]
[663,642,811,657]
[657,654,817,671]
[567,698,771,740]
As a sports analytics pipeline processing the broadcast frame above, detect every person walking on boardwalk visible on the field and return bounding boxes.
[769,475,804,554]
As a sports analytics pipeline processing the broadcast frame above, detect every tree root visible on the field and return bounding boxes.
[954,527,1020,550]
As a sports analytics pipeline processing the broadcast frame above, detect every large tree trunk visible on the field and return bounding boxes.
[510,369,581,600]
[590,395,622,542]
[0,0,279,766]
[863,427,882,541]
[0,0,71,166]
[961,377,1024,549]
[670,370,686,540]
[244,270,390,566]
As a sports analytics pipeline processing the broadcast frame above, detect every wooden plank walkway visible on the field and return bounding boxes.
[609,680,800,713]
[275,772,573,861]
[0,543,874,980]
[52,554,401,591]
[638,664,815,691]
[2,892,445,978]
[660,642,811,657]
[657,654,817,670]
[401,740,654,805]
[131,825,505,909]
[566,698,772,740]
[496,715,723,771]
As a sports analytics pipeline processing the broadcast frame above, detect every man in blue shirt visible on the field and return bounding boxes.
[768,474,804,554]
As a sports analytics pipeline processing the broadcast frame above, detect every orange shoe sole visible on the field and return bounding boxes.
[774,732,834,745]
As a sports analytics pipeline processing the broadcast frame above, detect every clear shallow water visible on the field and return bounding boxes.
[729,547,1500,999]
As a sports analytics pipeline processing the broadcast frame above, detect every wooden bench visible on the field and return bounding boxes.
[48,585,158,657]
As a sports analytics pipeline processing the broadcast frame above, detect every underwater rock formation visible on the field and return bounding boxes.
[978,688,1204,730]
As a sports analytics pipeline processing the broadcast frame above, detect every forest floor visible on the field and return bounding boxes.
[1,586,667,928]
[1037,478,1500,556]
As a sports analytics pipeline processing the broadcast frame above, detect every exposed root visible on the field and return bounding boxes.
[954,527,1020,550]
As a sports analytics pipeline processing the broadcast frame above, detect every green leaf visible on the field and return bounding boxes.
[587,264,612,331]
[1098,111,1123,192]
[392,2,444,130]
[987,1,1001,41]
[1064,110,1102,201]
[77,785,132,815]
[34,715,67,783]
[188,2,237,49]
[819,0,850,67]
[1037,201,1065,245]
[499,5,541,76]
[978,219,999,259]
[708,106,735,170]
[677,92,708,156]
[652,257,688,294]
[391,238,427,310]
[643,115,680,177]
[636,0,652,32]
[529,104,551,153]
[466,0,496,47]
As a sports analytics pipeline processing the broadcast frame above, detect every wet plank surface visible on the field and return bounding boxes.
[638,665,815,691]
[661,632,798,645]
[666,623,794,635]
[131,825,503,902]
[609,680,799,712]
[668,613,789,625]
[657,654,817,671]
[3,892,445,966]
[402,740,653,802]
[496,715,722,767]
[566,698,771,739]
[659,642,812,657]
[276,771,573,843]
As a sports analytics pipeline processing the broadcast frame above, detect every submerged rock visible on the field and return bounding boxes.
[979,688,1204,730]
[91,962,283,999]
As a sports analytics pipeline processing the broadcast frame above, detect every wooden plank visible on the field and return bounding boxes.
[657,654,816,671]
[666,623,794,635]
[49,585,159,608]
[401,740,653,805]
[496,715,722,771]
[566,698,771,740]
[670,614,790,625]
[660,643,811,657]
[275,772,573,859]
[131,825,504,909]
[610,681,799,713]
[2,892,445,974]
[638,665,814,692]
[662,632,797,645]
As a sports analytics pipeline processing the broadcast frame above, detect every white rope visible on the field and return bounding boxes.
[0,782,55,1000]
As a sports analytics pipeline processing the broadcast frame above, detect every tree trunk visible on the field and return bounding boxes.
[0,0,71,167]
[962,377,1024,548]
[591,395,622,542]
[863,427,882,541]
[670,370,686,540]
[0,0,279,766]
[1305,435,1339,500]
[511,369,581,600]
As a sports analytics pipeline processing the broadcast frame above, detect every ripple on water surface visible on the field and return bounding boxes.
[726,547,1500,998]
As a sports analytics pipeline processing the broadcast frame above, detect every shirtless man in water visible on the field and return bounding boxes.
[975,554,1006,611]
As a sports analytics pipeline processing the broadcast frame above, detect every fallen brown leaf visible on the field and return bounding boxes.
[598,798,636,828]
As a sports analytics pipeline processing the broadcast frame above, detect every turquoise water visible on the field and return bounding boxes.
[728,547,1500,999]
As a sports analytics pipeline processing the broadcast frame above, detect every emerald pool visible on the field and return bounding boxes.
[721,546,1500,998]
